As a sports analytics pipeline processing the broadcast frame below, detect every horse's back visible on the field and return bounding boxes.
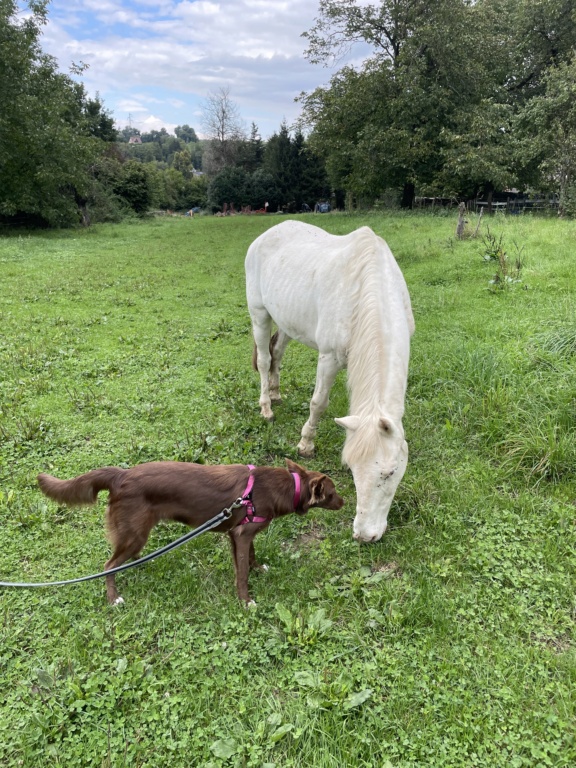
[246,221,359,346]
[245,220,413,349]
[245,221,383,300]
[246,221,343,280]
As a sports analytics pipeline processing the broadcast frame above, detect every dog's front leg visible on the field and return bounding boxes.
[229,527,255,605]
[249,540,269,573]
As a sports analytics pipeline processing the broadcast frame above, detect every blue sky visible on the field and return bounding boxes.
[32,0,362,138]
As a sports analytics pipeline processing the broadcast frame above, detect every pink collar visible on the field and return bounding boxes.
[292,470,301,508]
[238,465,301,525]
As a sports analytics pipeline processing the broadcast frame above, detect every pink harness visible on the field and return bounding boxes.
[238,465,301,525]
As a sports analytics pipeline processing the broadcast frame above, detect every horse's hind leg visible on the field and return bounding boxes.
[297,352,341,457]
[251,309,275,421]
[269,330,291,402]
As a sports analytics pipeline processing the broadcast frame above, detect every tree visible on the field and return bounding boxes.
[85,149,130,222]
[0,0,113,225]
[173,148,193,178]
[113,160,155,214]
[264,121,297,204]
[206,166,249,210]
[303,0,430,66]
[506,0,576,99]
[301,0,479,205]
[517,56,576,217]
[175,124,198,143]
[300,0,530,206]
[246,169,281,210]
[201,87,246,174]
[237,122,264,173]
[435,101,518,202]
[140,128,169,143]
[84,94,117,142]
[121,142,159,163]
[300,0,576,208]
[291,130,330,208]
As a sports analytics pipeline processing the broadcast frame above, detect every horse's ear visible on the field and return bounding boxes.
[335,416,360,432]
[379,417,394,434]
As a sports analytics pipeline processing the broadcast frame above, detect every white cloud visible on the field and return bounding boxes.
[42,0,363,136]
[140,114,178,132]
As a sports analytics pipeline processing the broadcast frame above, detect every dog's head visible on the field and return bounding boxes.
[286,459,345,513]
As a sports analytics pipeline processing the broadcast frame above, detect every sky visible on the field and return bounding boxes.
[32,0,366,139]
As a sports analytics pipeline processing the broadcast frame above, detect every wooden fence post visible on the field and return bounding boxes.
[456,202,467,239]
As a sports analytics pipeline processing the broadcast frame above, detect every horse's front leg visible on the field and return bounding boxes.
[298,352,341,457]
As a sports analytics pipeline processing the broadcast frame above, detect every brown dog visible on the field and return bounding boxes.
[37,459,344,605]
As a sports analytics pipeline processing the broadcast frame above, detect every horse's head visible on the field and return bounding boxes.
[335,413,408,542]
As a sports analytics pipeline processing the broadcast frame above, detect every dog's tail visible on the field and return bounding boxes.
[37,467,125,506]
[252,330,279,371]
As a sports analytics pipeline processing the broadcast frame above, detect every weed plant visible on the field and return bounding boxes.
[1,212,576,766]
[482,226,525,290]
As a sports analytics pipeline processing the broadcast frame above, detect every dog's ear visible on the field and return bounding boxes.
[309,475,327,506]
[285,458,306,475]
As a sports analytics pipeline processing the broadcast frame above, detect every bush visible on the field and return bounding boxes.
[207,167,249,209]
[113,160,155,214]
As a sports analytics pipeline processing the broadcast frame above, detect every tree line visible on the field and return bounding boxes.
[118,113,330,215]
[0,0,327,226]
[298,0,576,216]
[1,0,575,227]
[0,2,328,227]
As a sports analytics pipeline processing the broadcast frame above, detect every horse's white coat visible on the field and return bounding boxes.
[245,221,414,542]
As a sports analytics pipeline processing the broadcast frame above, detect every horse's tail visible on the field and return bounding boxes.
[252,331,279,371]
[37,467,125,506]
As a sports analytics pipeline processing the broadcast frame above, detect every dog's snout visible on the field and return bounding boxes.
[328,488,345,509]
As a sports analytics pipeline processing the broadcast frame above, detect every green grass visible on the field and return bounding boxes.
[1,211,576,767]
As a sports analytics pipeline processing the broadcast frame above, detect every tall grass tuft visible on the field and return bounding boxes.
[536,325,576,357]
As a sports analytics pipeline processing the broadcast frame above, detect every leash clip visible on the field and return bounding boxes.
[222,497,245,519]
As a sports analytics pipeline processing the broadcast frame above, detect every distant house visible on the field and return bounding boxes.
[128,135,142,144]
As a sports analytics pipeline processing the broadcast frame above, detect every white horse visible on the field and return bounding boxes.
[245,220,414,542]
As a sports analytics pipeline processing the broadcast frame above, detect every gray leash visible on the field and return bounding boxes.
[0,498,244,589]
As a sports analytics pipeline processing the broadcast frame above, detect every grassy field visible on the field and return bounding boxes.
[1,211,575,767]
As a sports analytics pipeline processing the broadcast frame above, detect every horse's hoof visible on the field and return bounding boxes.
[297,445,315,458]
[112,596,124,606]
[270,393,282,403]
[245,600,257,609]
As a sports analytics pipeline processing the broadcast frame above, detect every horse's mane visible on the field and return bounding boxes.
[343,227,408,464]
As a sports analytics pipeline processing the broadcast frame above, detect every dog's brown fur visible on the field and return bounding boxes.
[37,459,344,605]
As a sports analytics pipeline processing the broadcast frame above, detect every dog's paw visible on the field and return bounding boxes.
[113,596,125,606]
